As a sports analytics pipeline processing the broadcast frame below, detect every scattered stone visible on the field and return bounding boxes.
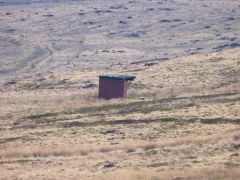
[83,21,95,25]
[95,10,112,14]
[230,43,240,48]
[227,17,235,21]
[101,129,125,135]
[4,81,16,86]
[119,20,127,24]
[173,19,182,22]
[126,33,139,38]
[4,29,16,33]
[205,25,210,29]
[233,143,240,149]
[220,36,237,41]
[110,142,119,145]
[144,62,158,66]
[147,162,168,167]
[230,153,239,157]
[37,78,46,82]
[110,5,125,9]
[128,1,136,3]
[213,43,240,51]
[42,14,54,17]
[158,8,173,11]
[183,156,197,159]
[117,50,125,53]
[103,161,114,168]
[160,19,171,23]
[101,129,117,134]
[57,79,68,84]
[131,57,168,65]
[83,83,97,89]
[13,121,20,125]
[147,8,155,11]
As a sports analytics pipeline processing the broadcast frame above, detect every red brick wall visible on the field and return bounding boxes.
[98,78,128,99]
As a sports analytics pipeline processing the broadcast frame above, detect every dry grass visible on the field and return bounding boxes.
[1,0,240,178]
[1,127,240,159]
[85,166,240,180]
[0,47,240,179]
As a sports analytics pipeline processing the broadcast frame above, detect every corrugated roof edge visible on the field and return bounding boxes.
[99,74,136,80]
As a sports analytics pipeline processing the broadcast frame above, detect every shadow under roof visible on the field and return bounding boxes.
[99,74,136,80]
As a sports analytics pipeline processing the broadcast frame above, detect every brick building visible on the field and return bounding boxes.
[98,74,136,99]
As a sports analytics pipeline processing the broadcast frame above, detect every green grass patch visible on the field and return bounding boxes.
[28,112,59,119]
[208,57,224,62]
[21,83,53,90]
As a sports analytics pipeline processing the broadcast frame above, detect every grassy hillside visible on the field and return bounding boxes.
[1,0,240,179]
[1,0,240,81]
[0,47,240,179]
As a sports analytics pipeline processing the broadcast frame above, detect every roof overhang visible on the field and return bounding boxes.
[99,74,136,80]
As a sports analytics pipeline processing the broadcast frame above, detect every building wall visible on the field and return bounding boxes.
[99,78,128,99]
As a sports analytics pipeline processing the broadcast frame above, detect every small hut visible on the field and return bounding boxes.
[98,74,136,99]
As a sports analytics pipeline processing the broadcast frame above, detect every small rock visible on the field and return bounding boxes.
[42,14,54,17]
[101,129,117,134]
[110,142,119,145]
[230,153,239,157]
[13,121,20,125]
[183,156,197,159]
[103,162,114,168]
[205,25,210,29]
[227,17,235,21]
[233,143,240,149]
[160,19,171,23]
[147,162,168,167]
[37,78,46,82]
[83,83,97,89]
[144,62,158,66]
[119,21,127,24]
[4,81,16,86]
[58,79,68,84]
[4,29,16,33]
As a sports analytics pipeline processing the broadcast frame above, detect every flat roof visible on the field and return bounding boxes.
[99,74,136,80]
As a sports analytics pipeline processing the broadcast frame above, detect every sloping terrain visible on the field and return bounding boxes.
[1,0,240,179]
[0,0,240,81]
[0,46,240,179]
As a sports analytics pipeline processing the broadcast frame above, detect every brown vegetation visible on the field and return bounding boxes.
[0,46,240,179]
[1,1,240,178]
